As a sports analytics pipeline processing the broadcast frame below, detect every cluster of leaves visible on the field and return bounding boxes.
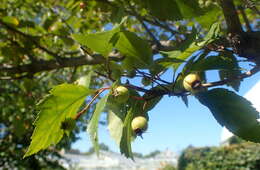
[0,67,105,168]
[178,141,260,170]
[0,0,260,163]
[0,75,70,169]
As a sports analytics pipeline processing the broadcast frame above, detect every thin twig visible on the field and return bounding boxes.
[74,87,110,120]
[202,65,260,88]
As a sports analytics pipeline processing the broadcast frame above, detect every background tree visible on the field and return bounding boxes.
[0,0,259,167]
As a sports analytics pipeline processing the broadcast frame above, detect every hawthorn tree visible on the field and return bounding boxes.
[0,0,260,165]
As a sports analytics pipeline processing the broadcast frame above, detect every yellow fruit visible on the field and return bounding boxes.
[183,73,201,92]
[113,86,129,103]
[131,116,148,136]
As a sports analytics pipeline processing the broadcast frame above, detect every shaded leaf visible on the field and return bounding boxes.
[24,84,94,158]
[142,0,203,21]
[142,0,182,21]
[120,107,134,159]
[190,55,241,72]
[218,52,241,91]
[181,95,189,107]
[196,88,260,143]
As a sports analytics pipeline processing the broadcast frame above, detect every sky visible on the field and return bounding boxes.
[72,69,260,155]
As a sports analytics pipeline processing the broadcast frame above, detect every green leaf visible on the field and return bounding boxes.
[107,108,125,146]
[218,52,241,91]
[24,84,94,158]
[195,7,221,29]
[175,0,203,19]
[162,22,220,74]
[197,22,221,46]
[190,55,241,72]
[161,28,199,71]
[142,86,164,112]
[2,16,19,26]
[142,0,182,21]
[72,27,120,57]
[75,71,93,88]
[120,106,134,159]
[87,94,109,155]
[142,0,203,21]
[163,44,201,71]
[196,88,260,143]
[115,30,153,68]
[181,95,189,108]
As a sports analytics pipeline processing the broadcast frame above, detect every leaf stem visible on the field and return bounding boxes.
[74,87,110,120]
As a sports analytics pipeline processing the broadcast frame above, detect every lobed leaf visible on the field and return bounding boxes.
[24,84,94,158]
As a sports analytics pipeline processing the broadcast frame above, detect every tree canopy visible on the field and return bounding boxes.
[0,0,260,168]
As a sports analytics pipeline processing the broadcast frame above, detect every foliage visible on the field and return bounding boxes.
[178,142,260,170]
[0,0,260,164]
[84,143,110,155]
[160,164,177,170]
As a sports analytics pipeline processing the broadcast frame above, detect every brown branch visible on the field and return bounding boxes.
[139,20,161,48]
[1,54,106,75]
[219,0,243,33]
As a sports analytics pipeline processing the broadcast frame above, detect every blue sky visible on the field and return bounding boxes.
[72,69,260,155]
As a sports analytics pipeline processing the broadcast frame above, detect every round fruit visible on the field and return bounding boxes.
[183,73,201,92]
[113,86,130,103]
[131,116,148,136]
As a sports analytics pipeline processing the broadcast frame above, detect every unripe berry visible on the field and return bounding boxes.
[113,86,130,103]
[131,116,148,137]
[183,73,201,93]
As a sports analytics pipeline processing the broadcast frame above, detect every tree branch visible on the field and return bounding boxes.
[0,54,106,75]
[219,0,243,33]
[202,65,260,88]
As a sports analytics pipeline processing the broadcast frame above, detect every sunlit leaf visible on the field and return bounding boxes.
[24,84,94,158]
[2,16,19,26]
[72,27,120,57]
[114,30,153,68]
